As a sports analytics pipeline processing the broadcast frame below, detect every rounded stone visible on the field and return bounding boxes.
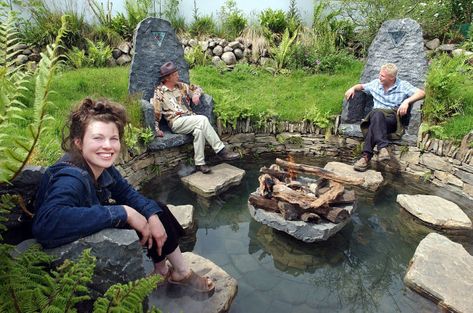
[212,45,223,56]
[221,52,236,65]
[396,194,472,229]
[234,48,243,59]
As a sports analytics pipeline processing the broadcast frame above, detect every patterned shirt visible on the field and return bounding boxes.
[363,78,418,109]
[152,82,202,127]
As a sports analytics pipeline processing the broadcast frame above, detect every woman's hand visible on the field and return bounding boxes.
[148,214,167,255]
[123,205,151,246]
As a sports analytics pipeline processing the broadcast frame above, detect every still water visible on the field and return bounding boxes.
[141,155,473,313]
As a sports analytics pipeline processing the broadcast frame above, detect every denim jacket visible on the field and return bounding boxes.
[32,154,162,248]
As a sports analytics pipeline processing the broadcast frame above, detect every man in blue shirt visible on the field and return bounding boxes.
[345,63,425,171]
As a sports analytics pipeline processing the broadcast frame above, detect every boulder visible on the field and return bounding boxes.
[323,161,384,191]
[437,44,457,53]
[213,45,223,56]
[248,198,355,242]
[112,48,122,59]
[148,252,238,313]
[14,229,145,297]
[397,194,472,229]
[223,46,233,52]
[181,163,245,198]
[116,54,132,65]
[117,41,131,54]
[15,54,28,65]
[404,233,473,313]
[425,38,440,50]
[212,55,223,66]
[168,204,195,234]
[233,48,243,59]
[221,52,236,65]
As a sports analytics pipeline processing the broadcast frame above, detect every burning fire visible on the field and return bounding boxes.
[286,155,297,180]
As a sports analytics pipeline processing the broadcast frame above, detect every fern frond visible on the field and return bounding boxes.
[93,275,161,313]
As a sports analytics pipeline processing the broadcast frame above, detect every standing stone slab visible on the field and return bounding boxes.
[181,163,245,197]
[397,194,472,230]
[361,19,427,88]
[129,18,189,101]
[340,19,427,143]
[248,196,355,242]
[148,252,238,313]
[404,233,473,313]
[323,161,384,191]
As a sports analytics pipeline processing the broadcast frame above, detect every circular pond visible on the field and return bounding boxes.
[141,155,473,313]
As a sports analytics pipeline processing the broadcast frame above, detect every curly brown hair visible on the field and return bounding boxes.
[62,98,128,166]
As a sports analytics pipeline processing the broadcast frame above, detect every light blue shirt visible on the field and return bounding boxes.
[363,78,418,109]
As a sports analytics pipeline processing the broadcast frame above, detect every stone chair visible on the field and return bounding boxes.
[129,17,216,151]
[339,91,423,145]
[337,18,428,146]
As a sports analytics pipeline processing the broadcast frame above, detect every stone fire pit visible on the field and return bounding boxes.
[247,158,359,242]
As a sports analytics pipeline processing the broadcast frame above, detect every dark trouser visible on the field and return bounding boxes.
[363,111,397,159]
[138,203,185,263]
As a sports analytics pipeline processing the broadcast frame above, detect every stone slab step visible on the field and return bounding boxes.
[397,194,472,230]
[405,233,473,313]
[181,163,245,197]
[324,161,384,191]
[168,204,195,234]
[148,252,238,313]
[248,192,356,242]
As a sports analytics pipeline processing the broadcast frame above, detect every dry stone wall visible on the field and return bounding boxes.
[117,118,473,201]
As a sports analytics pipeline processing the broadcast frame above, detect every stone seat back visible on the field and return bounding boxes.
[338,18,427,145]
[128,17,215,151]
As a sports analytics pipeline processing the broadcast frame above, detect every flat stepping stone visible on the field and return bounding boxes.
[397,194,472,230]
[248,192,356,242]
[168,204,195,234]
[404,233,473,313]
[148,252,238,313]
[181,163,245,197]
[324,161,384,191]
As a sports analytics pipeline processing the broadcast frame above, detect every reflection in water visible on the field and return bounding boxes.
[141,156,472,313]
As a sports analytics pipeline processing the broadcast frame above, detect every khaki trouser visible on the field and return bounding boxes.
[171,115,224,166]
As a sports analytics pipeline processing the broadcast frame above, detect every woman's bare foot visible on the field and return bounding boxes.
[168,269,215,292]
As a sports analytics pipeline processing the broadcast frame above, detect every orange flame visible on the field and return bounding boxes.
[286,155,297,181]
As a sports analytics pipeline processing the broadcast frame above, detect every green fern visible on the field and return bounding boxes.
[0,15,68,183]
[272,27,299,70]
[93,275,161,313]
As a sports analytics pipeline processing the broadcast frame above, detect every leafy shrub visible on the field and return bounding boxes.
[317,52,357,73]
[259,9,287,35]
[303,106,331,129]
[163,0,186,33]
[66,46,87,69]
[110,0,153,41]
[189,15,217,37]
[184,45,209,68]
[423,54,471,124]
[17,0,91,48]
[218,0,247,38]
[86,39,112,67]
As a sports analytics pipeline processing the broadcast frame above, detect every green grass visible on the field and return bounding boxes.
[441,82,473,140]
[20,66,138,165]
[13,61,472,165]
[190,62,364,126]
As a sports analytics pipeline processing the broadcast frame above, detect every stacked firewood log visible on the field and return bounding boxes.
[249,158,359,224]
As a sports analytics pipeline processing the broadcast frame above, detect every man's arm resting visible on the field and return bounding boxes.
[345,83,364,100]
[398,89,426,116]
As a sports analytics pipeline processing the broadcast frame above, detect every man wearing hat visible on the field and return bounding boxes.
[152,61,239,174]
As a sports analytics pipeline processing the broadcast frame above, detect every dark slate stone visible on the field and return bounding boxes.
[339,18,427,145]
[0,166,45,241]
[129,18,189,101]
[360,19,427,87]
[130,18,215,151]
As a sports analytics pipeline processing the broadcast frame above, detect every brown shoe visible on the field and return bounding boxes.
[353,155,369,172]
[195,165,211,174]
[217,147,239,161]
[378,147,390,161]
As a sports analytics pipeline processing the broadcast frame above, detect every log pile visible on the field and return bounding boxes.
[249,159,357,224]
